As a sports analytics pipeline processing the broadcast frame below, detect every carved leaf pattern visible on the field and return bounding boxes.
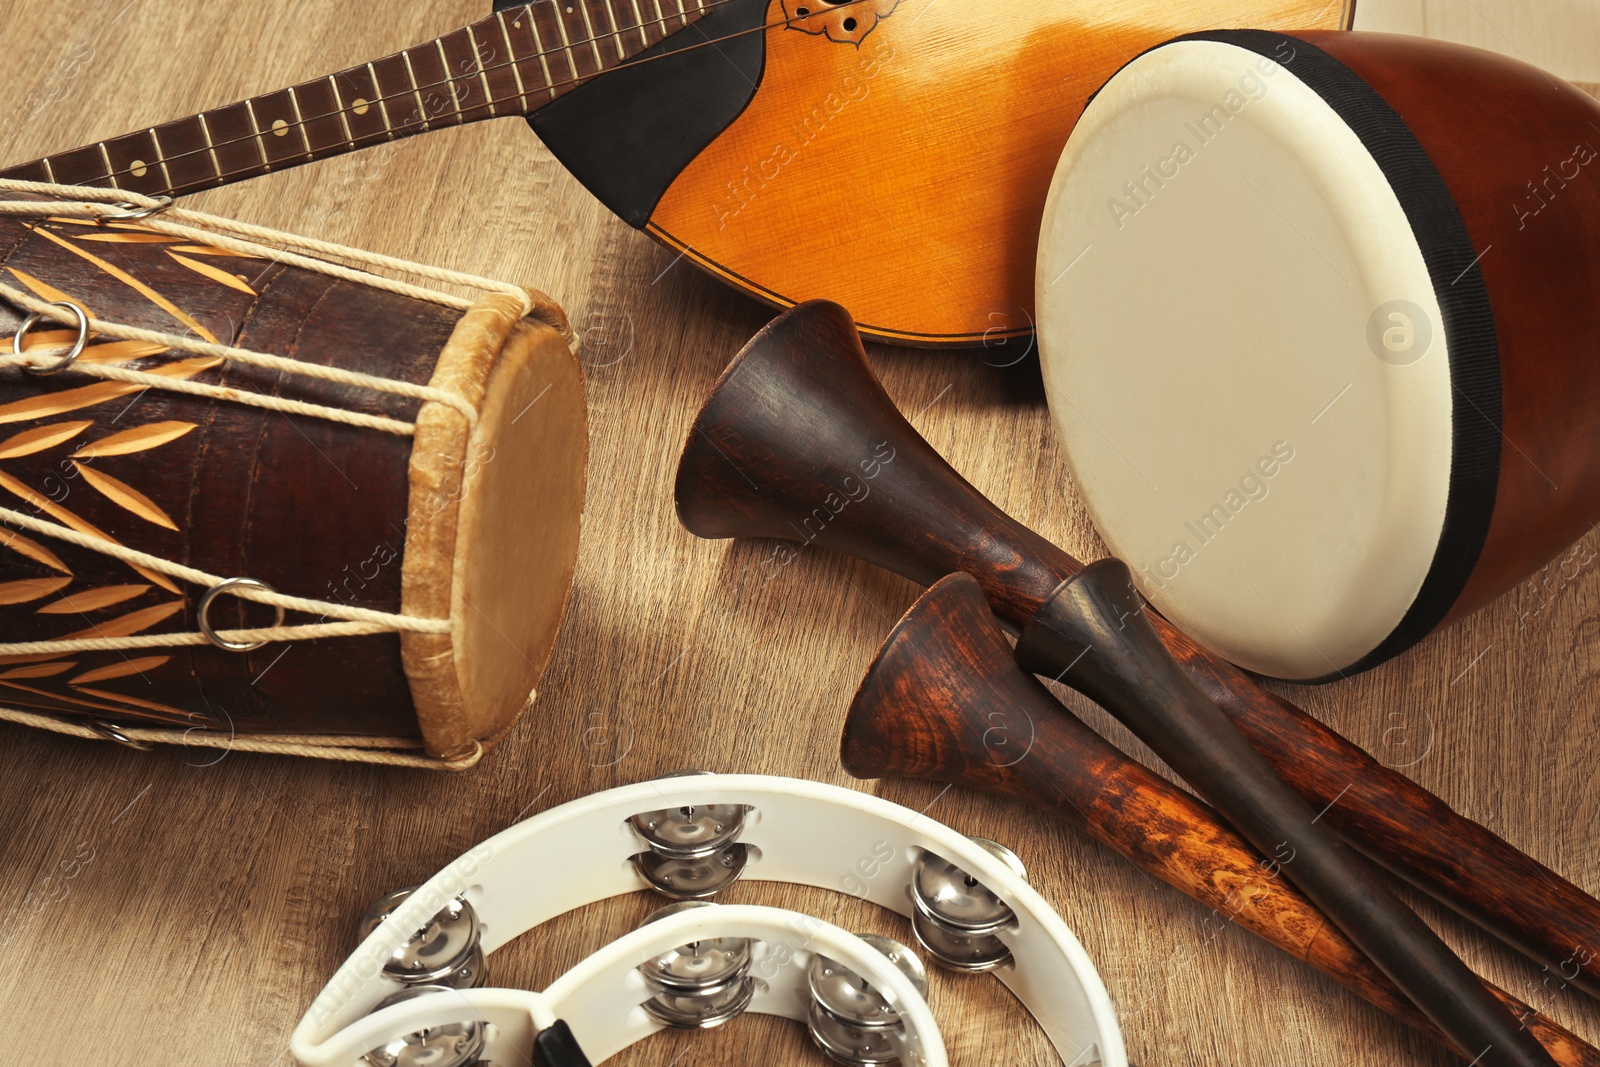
[70,685,195,722]
[0,327,74,355]
[38,584,149,614]
[0,356,221,424]
[69,232,186,245]
[0,529,69,573]
[0,662,76,679]
[0,217,258,725]
[69,656,169,685]
[168,244,260,259]
[29,226,218,344]
[0,421,91,459]
[57,601,184,643]
[167,252,256,295]
[77,339,171,365]
[72,420,196,458]
[72,463,178,530]
[0,577,72,604]
[6,265,90,317]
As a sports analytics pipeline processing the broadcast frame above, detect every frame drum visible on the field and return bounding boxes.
[1037,31,1600,680]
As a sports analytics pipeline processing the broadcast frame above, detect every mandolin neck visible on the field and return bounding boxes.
[0,0,710,197]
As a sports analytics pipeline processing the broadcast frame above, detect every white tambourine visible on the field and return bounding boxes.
[290,774,1125,1066]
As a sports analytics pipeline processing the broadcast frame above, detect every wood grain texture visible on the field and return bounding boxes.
[0,3,1598,1066]
[1355,0,1600,82]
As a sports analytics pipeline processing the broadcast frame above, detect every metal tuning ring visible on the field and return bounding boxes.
[638,902,757,1030]
[807,934,927,1067]
[359,985,486,1067]
[198,577,286,652]
[84,719,155,751]
[358,887,487,990]
[13,300,90,376]
[909,838,1026,973]
[97,195,173,223]
[629,772,752,900]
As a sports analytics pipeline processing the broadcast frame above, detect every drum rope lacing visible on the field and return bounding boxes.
[0,180,556,435]
[0,705,485,768]
[0,183,565,767]
[0,179,545,659]
[0,501,449,653]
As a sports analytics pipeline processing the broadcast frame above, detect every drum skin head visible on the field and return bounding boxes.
[1037,37,1473,681]
[402,292,588,757]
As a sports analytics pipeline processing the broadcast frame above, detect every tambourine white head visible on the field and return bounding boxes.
[1037,36,1460,681]
[290,774,1125,1067]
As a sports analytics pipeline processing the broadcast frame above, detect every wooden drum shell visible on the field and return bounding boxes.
[1292,30,1600,630]
[0,208,586,759]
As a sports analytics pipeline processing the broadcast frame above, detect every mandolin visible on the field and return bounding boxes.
[0,0,1351,347]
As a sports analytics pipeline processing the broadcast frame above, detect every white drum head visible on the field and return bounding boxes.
[1037,34,1497,681]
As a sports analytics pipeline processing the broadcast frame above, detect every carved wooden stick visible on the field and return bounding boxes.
[675,299,1600,998]
[841,573,1597,1064]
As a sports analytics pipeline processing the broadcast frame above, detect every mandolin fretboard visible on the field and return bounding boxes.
[0,0,712,197]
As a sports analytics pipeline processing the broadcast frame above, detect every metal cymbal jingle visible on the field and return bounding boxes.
[358,888,487,989]
[359,985,485,1067]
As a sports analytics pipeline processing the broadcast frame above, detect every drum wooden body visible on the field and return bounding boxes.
[1037,31,1600,681]
[0,191,587,761]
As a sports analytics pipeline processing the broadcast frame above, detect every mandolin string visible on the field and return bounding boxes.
[57,0,883,191]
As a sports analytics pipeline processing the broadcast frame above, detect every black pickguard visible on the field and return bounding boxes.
[497,0,771,229]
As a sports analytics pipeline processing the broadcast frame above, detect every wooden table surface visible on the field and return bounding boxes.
[3,2,1599,1064]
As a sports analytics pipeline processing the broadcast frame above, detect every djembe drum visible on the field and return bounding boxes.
[1037,31,1600,680]
[0,180,587,767]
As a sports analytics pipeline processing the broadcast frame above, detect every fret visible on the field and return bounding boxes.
[464,23,509,117]
[494,9,532,110]
[552,2,600,84]
[325,77,357,148]
[521,5,560,98]
[599,0,628,60]
[529,2,579,90]
[400,52,435,131]
[147,130,175,191]
[101,130,169,193]
[363,63,396,140]
[289,79,350,157]
[0,158,51,184]
[244,101,271,168]
[433,40,467,120]
[251,89,310,167]
[652,0,672,33]
[575,1,608,68]
[207,101,270,179]
[627,0,652,49]
[287,87,314,159]
[98,143,119,188]
[149,116,219,191]
[32,145,106,187]
[403,45,459,128]
[195,115,224,183]
[368,56,424,135]
[435,29,493,123]
[672,0,690,32]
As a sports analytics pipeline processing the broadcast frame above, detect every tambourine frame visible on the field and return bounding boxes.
[291,774,1125,1067]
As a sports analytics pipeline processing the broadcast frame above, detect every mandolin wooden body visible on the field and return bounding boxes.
[526,0,1354,345]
